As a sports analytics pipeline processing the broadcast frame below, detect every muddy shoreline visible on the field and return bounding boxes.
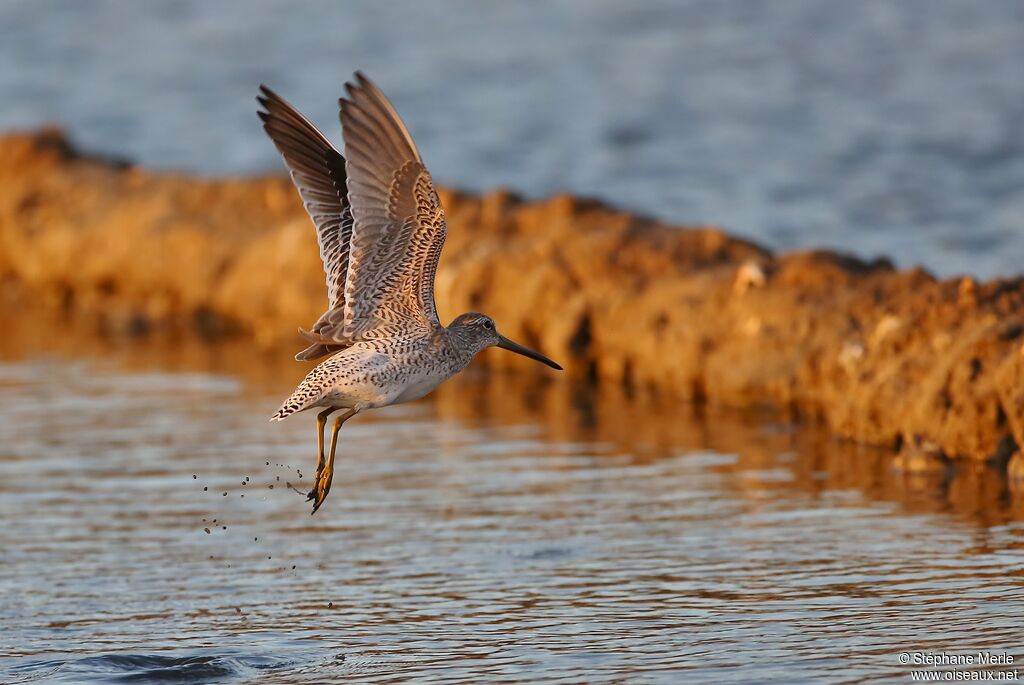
[3,129,1024,473]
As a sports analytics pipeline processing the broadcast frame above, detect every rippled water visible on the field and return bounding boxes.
[2,329,1024,683]
[2,0,1024,277]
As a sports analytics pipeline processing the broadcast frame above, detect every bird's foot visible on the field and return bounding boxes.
[308,469,334,514]
[306,462,325,501]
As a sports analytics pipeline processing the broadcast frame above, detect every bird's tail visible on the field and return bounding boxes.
[269,403,298,422]
[269,379,323,422]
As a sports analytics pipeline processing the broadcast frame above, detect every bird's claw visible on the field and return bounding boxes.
[308,474,332,514]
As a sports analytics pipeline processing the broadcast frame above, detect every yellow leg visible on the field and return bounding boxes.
[314,408,335,476]
[306,408,336,502]
[310,408,357,514]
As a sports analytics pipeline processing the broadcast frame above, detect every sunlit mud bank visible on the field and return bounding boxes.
[3,129,1024,471]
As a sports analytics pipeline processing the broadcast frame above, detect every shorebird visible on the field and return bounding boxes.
[257,73,562,513]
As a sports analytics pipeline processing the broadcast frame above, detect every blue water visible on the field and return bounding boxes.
[2,0,1023,278]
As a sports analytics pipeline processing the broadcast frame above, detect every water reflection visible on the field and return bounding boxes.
[2,317,1024,683]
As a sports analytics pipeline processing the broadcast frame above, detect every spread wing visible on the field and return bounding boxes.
[256,86,354,360]
[338,72,447,340]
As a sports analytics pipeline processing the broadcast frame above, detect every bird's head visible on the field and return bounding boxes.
[448,312,562,370]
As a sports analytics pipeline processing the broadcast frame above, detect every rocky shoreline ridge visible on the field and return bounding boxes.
[3,128,1024,476]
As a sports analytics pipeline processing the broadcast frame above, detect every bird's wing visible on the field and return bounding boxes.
[257,86,354,360]
[338,72,447,340]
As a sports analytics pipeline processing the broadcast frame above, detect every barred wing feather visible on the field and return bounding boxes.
[338,72,447,340]
[257,85,354,360]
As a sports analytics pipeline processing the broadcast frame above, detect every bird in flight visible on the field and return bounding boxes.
[257,72,562,513]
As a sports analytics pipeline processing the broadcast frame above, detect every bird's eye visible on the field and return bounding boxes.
[483,320,493,330]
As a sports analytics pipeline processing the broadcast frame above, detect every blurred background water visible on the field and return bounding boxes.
[2,0,1023,277]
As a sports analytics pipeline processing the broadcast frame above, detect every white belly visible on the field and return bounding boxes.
[389,373,446,405]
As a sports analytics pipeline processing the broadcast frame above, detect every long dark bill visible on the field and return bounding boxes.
[496,335,563,370]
